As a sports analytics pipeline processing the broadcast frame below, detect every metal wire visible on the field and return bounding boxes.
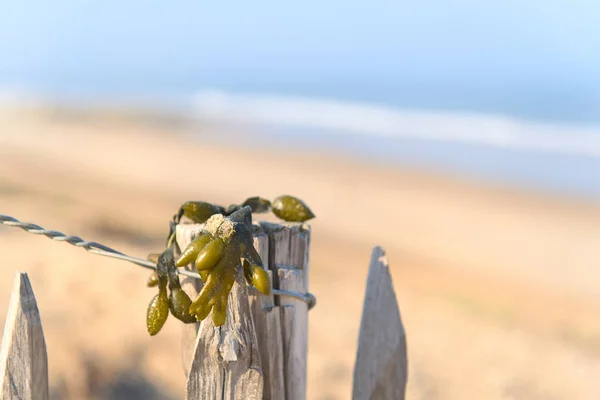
[0,213,316,310]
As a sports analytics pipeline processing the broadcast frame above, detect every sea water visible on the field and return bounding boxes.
[2,87,599,200]
[189,90,600,200]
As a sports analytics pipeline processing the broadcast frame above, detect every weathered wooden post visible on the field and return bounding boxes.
[176,219,311,400]
[0,272,49,400]
[352,247,408,400]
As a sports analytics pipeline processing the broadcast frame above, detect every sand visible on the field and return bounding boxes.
[0,106,599,399]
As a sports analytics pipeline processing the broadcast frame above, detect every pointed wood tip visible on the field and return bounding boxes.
[14,271,28,286]
[16,271,31,287]
[368,246,391,282]
[12,272,36,310]
[353,246,408,400]
[0,271,49,399]
[370,246,388,265]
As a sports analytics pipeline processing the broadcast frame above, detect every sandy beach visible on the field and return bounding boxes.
[1,106,599,399]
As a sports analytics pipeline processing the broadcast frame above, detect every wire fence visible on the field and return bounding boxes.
[0,213,315,308]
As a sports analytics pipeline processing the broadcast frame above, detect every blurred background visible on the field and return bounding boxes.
[1,1,599,399]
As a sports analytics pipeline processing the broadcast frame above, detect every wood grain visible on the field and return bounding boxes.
[185,268,263,400]
[261,222,310,400]
[0,272,49,400]
[177,221,264,400]
[249,227,285,400]
[352,247,408,400]
[178,220,311,400]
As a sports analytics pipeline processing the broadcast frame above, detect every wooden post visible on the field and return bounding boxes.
[248,227,285,400]
[185,268,263,400]
[176,220,311,400]
[0,272,49,400]
[260,222,310,400]
[176,221,263,400]
[352,247,408,400]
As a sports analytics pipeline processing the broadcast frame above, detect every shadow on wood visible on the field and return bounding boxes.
[352,247,408,400]
[0,272,49,400]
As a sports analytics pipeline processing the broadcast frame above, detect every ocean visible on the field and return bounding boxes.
[2,87,599,200]
[188,90,600,200]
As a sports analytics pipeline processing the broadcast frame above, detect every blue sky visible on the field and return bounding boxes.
[1,1,599,122]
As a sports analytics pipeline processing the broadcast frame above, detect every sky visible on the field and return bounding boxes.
[1,1,599,122]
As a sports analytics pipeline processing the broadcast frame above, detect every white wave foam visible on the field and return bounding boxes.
[0,86,44,106]
[191,90,600,158]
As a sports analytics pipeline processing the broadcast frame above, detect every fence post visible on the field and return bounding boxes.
[176,220,310,400]
[247,226,285,400]
[260,222,310,400]
[0,272,49,400]
[352,247,408,400]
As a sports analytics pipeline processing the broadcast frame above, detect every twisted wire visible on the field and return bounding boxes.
[0,213,315,309]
